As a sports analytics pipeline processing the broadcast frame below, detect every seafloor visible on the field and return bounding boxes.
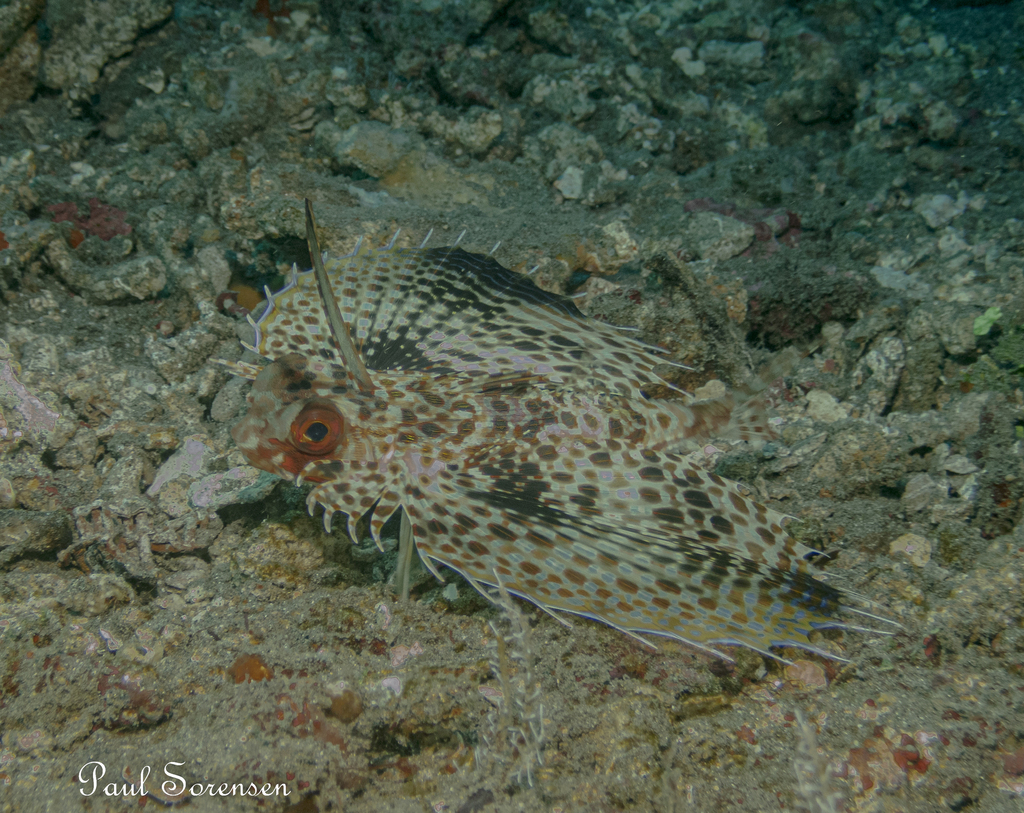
[1,1,1023,811]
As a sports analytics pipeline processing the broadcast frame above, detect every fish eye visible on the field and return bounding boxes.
[304,421,329,443]
[291,404,343,455]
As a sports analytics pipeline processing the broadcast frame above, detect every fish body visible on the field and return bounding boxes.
[228,202,874,660]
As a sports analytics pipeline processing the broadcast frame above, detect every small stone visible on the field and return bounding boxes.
[0,509,73,568]
[943,454,979,475]
[871,265,930,298]
[575,221,640,276]
[553,166,585,199]
[922,100,958,141]
[188,467,278,512]
[913,192,967,229]
[57,574,134,617]
[98,450,145,501]
[902,473,947,514]
[422,107,503,156]
[522,122,604,182]
[328,688,363,724]
[209,376,248,423]
[693,379,727,401]
[682,211,755,261]
[805,389,848,423]
[522,74,596,123]
[196,245,232,293]
[147,435,218,517]
[854,337,906,417]
[54,425,99,469]
[46,242,166,303]
[671,46,706,77]
[784,659,828,690]
[137,67,165,94]
[889,533,931,566]
[315,120,419,178]
[162,563,210,591]
[934,305,976,357]
[145,301,236,383]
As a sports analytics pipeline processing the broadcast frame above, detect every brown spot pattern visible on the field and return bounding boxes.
[231,231,869,661]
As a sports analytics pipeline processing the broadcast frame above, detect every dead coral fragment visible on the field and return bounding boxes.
[0,339,59,446]
[60,497,222,581]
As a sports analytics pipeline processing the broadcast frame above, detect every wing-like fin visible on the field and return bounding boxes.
[248,236,688,399]
[396,448,862,660]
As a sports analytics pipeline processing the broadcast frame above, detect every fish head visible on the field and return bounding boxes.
[232,353,374,481]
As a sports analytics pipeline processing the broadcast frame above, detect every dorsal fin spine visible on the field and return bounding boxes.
[304,199,375,393]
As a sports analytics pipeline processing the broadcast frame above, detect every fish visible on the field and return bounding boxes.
[224,199,885,661]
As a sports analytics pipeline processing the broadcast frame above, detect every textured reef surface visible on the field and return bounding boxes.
[1,1,1023,811]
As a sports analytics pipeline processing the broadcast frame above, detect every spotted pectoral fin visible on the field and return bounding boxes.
[400,461,861,659]
[458,440,811,573]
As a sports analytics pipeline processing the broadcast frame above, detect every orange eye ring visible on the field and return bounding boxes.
[290,404,344,455]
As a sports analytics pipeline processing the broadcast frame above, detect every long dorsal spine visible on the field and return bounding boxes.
[304,198,375,393]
